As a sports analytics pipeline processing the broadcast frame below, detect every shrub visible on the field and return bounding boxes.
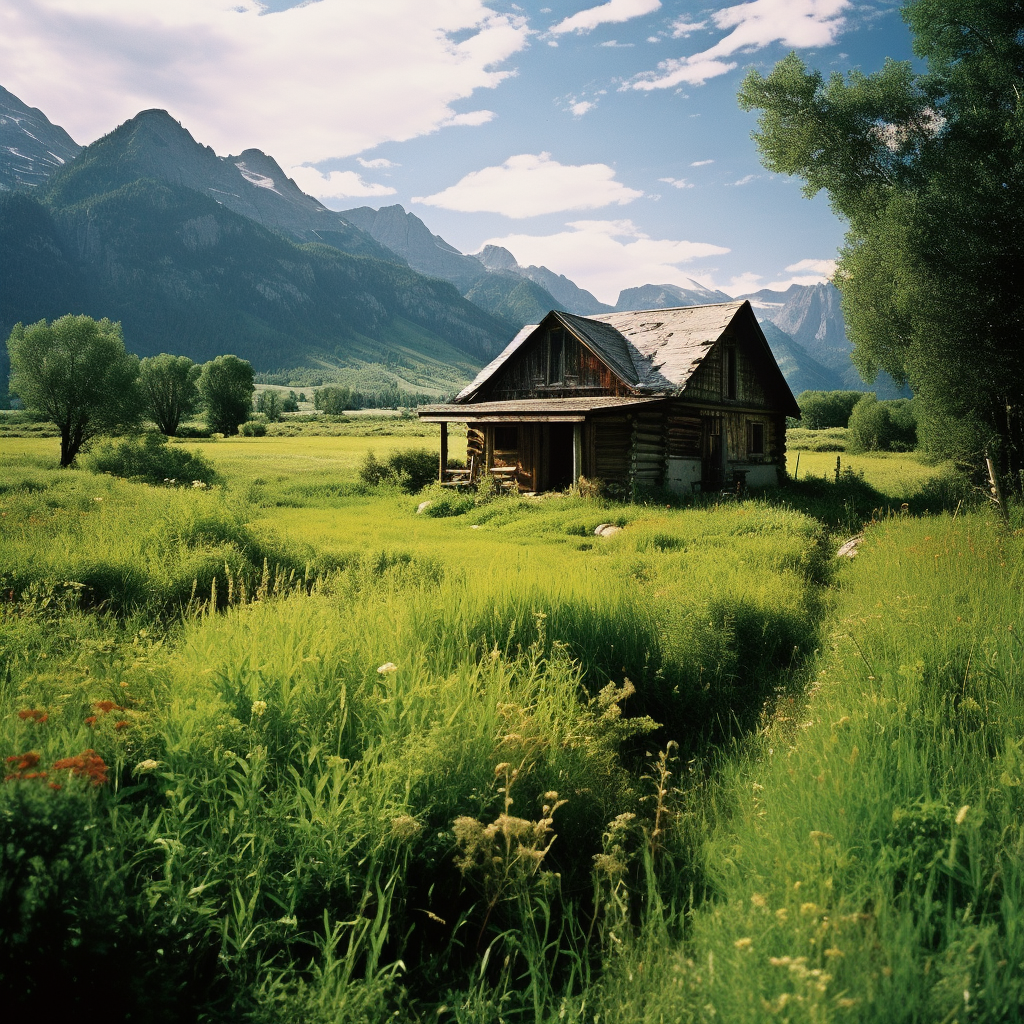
[795,390,867,429]
[358,448,437,492]
[86,433,219,485]
[241,418,267,437]
[847,394,918,452]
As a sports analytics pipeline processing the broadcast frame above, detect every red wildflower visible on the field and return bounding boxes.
[93,700,124,715]
[114,720,130,731]
[18,708,48,724]
[52,749,109,787]
[4,751,45,782]
[84,716,97,727]
[49,782,62,790]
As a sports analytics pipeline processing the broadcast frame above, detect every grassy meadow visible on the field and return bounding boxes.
[1,431,1020,1022]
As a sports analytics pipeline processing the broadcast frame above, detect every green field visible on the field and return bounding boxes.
[1,434,1020,1021]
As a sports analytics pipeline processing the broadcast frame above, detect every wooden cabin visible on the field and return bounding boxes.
[418,301,800,494]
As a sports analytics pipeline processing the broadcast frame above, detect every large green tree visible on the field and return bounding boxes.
[738,0,1024,478]
[139,353,200,436]
[197,355,254,435]
[7,315,141,466]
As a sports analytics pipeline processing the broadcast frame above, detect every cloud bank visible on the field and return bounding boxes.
[630,0,849,89]
[551,0,661,35]
[287,166,396,200]
[482,219,729,302]
[414,153,643,218]
[0,0,528,165]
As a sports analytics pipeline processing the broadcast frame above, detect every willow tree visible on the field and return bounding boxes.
[739,0,1024,479]
[7,315,141,466]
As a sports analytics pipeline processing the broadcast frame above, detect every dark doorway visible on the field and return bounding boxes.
[547,424,574,489]
[701,416,724,487]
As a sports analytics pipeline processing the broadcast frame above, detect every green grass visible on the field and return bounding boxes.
[0,432,1017,1021]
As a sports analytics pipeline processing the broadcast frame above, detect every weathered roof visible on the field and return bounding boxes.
[587,303,746,391]
[555,311,639,387]
[455,323,538,403]
[419,396,667,422]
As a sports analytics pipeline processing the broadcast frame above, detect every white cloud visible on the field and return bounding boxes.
[0,0,528,165]
[599,39,635,46]
[414,152,643,218]
[571,101,595,116]
[443,110,497,127]
[629,0,849,90]
[481,219,729,302]
[357,157,398,169]
[671,19,707,37]
[288,166,396,199]
[551,0,661,35]
[658,177,693,189]
[785,258,836,275]
[726,272,763,294]
[728,174,757,185]
[691,159,714,166]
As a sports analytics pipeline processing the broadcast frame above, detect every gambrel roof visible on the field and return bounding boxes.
[453,301,796,415]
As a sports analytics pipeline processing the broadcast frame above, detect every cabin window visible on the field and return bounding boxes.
[725,347,737,400]
[494,426,519,451]
[747,421,765,456]
[547,329,565,384]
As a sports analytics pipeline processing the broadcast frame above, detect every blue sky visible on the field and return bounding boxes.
[1,0,914,303]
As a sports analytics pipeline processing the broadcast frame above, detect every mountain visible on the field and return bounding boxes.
[473,245,612,315]
[463,271,566,329]
[614,280,733,311]
[0,86,82,191]
[756,318,846,395]
[1,111,514,396]
[45,108,399,264]
[340,204,486,289]
[747,282,909,398]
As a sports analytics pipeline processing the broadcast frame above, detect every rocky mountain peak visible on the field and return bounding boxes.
[0,85,81,191]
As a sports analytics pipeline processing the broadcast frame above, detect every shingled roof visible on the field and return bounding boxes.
[455,300,759,403]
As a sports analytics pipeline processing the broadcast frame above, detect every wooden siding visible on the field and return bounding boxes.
[631,409,666,488]
[683,336,772,407]
[480,326,632,401]
[593,416,631,484]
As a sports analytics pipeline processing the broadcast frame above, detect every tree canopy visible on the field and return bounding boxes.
[197,355,254,435]
[739,0,1024,476]
[7,315,141,466]
[139,353,200,436]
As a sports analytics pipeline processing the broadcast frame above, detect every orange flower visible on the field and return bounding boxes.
[52,749,109,786]
[84,716,97,727]
[4,751,45,782]
[114,720,130,732]
[18,709,48,723]
[93,700,124,715]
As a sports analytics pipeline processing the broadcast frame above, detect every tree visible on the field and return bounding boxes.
[138,353,200,436]
[314,386,353,415]
[797,390,867,429]
[197,355,254,435]
[254,389,283,421]
[6,315,141,466]
[738,0,1024,479]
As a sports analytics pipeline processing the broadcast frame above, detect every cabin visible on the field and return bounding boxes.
[418,301,800,494]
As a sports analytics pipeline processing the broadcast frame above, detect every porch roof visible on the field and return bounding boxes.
[418,396,667,423]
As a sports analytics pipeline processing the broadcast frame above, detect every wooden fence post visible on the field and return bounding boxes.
[987,456,1008,522]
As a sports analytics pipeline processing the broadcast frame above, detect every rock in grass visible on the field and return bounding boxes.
[594,523,623,538]
[417,500,433,514]
[836,534,863,558]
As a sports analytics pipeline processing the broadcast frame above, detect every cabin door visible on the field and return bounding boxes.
[546,424,575,490]
[701,416,724,488]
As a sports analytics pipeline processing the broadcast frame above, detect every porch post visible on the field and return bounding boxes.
[439,421,448,482]
[572,423,582,484]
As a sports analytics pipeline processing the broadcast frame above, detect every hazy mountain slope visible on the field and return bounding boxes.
[0,86,81,191]
[473,245,612,315]
[44,109,398,263]
[614,281,733,311]
[463,271,563,331]
[340,204,485,289]
[756,318,845,397]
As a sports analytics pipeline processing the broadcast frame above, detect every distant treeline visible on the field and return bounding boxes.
[312,385,445,413]
[794,389,918,453]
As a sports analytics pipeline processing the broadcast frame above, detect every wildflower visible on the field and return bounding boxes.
[800,902,820,916]
[18,709,48,724]
[93,700,124,715]
[114,720,130,731]
[734,937,753,951]
[390,814,423,842]
[250,700,267,717]
[134,759,160,773]
[751,893,767,908]
[53,749,109,786]
[377,662,398,674]
[84,716,97,727]
[955,804,970,826]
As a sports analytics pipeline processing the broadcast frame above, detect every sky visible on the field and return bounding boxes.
[0,0,915,304]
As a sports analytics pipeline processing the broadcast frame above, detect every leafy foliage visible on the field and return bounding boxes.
[198,354,255,436]
[86,432,218,486]
[358,447,438,492]
[797,390,866,429]
[847,394,918,452]
[6,314,141,466]
[139,352,200,436]
[738,0,1024,478]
